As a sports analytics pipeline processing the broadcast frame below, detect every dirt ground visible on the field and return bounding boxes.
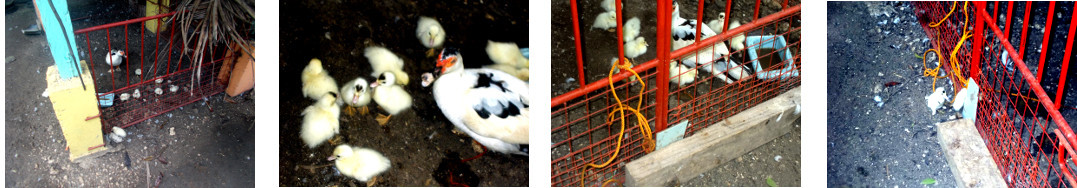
[4,1,255,187]
[277,0,528,186]
[826,2,959,187]
[827,2,962,187]
[827,2,1077,187]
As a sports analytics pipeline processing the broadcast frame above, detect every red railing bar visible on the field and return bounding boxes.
[1019,2,1030,56]
[754,0,760,20]
[979,2,1073,163]
[88,144,105,151]
[125,24,130,86]
[107,29,115,92]
[991,1,998,19]
[1056,2,1077,111]
[552,5,801,106]
[139,21,145,81]
[1004,1,1013,38]
[781,0,788,10]
[693,0,704,72]
[618,0,624,65]
[970,1,984,81]
[95,55,231,97]
[724,0,732,33]
[120,87,222,129]
[167,20,177,74]
[1036,2,1054,82]
[571,0,586,88]
[657,0,672,134]
[74,12,177,34]
[85,33,96,81]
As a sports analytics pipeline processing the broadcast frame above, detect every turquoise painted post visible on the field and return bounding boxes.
[36,0,81,79]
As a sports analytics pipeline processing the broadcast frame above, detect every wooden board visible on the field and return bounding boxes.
[625,87,801,186]
[936,119,1006,188]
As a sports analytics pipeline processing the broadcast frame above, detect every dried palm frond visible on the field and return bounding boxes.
[170,0,254,94]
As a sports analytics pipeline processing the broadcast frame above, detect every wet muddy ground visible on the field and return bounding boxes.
[278,0,528,186]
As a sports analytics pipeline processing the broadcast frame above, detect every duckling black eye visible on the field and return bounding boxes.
[355,85,363,91]
[329,92,338,98]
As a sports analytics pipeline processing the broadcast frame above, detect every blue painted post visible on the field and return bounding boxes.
[35,0,81,79]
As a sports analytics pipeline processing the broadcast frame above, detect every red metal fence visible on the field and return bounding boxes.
[74,12,229,130]
[552,0,801,186]
[915,2,1077,187]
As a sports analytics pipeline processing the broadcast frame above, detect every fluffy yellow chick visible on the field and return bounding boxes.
[302,59,340,100]
[364,46,410,86]
[483,40,529,81]
[329,144,391,182]
[301,93,341,148]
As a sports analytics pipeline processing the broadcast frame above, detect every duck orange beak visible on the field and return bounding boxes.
[437,57,455,74]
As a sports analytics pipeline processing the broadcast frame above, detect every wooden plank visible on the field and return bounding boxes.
[936,119,1006,188]
[625,87,801,186]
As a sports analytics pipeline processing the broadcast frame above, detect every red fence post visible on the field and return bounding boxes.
[970,2,984,81]
[1055,3,1077,111]
[1037,2,1055,82]
[571,0,586,88]
[656,0,671,132]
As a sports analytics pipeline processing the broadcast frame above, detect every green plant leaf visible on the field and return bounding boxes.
[915,53,924,59]
[921,178,936,185]
[767,177,777,187]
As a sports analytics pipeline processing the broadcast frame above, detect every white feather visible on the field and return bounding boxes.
[340,77,372,107]
[416,16,446,49]
[602,0,621,12]
[669,61,697,86]
[106,50,125,67]
[926,87,947,115]
[301,94,340,148]
[372,73,412,116]
[728,20,747,52]
[365,46,409,86]
[624,17,641,42]
[301,59,340,100]
[434,53,529,155]
[593,11,618,31]
[330,145,391,182]
[624,36,648,59]
[483,41,529,81]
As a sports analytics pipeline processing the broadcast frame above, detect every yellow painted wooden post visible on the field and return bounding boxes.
[45,61,106,161]
[145,0,170,33]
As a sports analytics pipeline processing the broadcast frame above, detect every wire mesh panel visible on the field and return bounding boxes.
[74,12,230,130]
[551,0,801,186]
[915,2,1077,187]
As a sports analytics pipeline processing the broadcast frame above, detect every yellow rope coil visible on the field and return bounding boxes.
[923,1,972,99]
[579,57,656,186]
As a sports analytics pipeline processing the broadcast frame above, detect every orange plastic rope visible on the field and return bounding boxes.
[579,58,656,186]
[923,1,972,99]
